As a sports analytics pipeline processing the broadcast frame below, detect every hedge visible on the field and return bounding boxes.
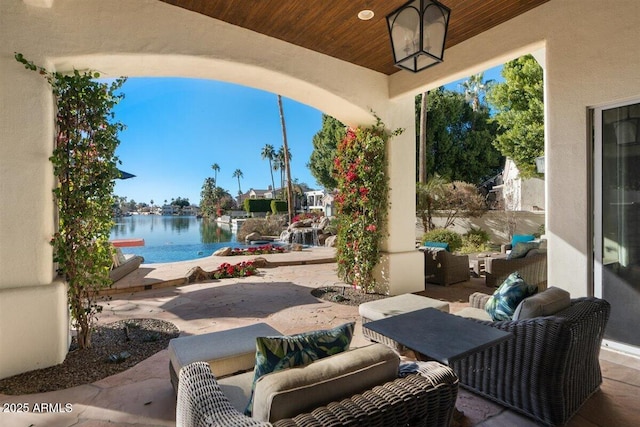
[271,199,287,214]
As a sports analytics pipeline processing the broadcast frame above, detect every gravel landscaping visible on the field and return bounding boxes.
[0,318,179,395]
[311,285,388,306]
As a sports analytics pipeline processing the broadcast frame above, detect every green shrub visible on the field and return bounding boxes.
[459,227,492,254]
[464,227,490,246]
[421,228,463,252]
[244,198,274,213]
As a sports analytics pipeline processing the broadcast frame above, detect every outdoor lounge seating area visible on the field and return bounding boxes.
[171,276,611,427]
[359,283,611,426]
[174,324,459,427]
[2,261,638,427]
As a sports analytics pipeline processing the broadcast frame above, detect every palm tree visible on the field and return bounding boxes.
[261,144,276,196]
[273,153,283,197]
[275,145,292,199]
[211,163,220,187]
[232,168,244,197]
[460,72,491,112]
[277,95,294,224]
[416,174,447,232]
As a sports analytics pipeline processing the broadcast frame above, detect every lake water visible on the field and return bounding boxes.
[110,215,243,263]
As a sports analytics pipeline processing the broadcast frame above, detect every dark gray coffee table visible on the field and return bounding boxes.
[363,307,512,365]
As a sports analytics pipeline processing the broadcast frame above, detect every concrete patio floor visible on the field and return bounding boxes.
[2,249,640,426]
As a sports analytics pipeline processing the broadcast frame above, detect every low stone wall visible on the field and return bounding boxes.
[416,211,545,245]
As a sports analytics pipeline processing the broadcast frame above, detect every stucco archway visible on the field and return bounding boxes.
[0,0,422,378]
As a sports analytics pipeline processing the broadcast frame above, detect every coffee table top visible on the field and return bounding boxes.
[364,307,512,365]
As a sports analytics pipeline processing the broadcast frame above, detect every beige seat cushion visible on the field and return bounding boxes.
[513,286,571,320]
[218,371,255,413]
[168,323,281,379]
[359,293,449,321]
[252,343,399,422]
[455,307,492,321]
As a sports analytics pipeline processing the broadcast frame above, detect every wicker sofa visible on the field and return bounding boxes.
[484,251,547,288]
[421,247,470,286]
[176,343,459,427]
[452,291,610,426]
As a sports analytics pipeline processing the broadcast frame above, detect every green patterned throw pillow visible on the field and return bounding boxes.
[507,241,540,259]
[485,272,537,321]
[244,322,355,416]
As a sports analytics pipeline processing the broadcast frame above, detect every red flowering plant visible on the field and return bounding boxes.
[212,261,257,279]
[291,212,323,223]
[333,117,402,293]
[229,244,287,256]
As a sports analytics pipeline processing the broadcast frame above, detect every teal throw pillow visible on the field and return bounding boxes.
[508,241,540,259]
[244,322,355,416]
[424,241,449,251]
[485,272,537,321]
[511,234,535,247]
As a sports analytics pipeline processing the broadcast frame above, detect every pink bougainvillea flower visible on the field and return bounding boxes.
[366,224,377,232]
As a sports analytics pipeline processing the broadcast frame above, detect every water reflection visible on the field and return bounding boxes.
[110,215,240,263]
[171,217,191,233]
[200,219,233,243]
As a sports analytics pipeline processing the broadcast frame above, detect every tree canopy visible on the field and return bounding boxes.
[308,114,346,190]
[487,54,544,178]
[200,178,235,217]
[417,88,503,184]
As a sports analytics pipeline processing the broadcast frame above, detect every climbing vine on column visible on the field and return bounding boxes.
[333,117,402,293]
[15,53,126,349]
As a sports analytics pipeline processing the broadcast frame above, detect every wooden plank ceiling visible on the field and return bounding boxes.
[159,0,549,75]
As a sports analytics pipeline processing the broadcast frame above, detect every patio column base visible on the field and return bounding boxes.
[373,250,424,296]
[0,280,69,379]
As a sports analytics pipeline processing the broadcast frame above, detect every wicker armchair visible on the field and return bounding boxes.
[452,295,610,426]
[176,360,459,427]
[421,247,470,286]
[484,252,547,288]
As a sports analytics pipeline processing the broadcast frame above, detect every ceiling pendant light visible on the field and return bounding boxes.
[386,0,451,72]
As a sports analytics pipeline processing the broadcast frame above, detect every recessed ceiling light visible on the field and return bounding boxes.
[358,10,375,20]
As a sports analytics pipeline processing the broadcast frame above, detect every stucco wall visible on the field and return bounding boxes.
[419,212,545,246]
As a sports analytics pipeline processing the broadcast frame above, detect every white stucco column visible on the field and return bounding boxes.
[373,97,424,295]
[0,51,69,378]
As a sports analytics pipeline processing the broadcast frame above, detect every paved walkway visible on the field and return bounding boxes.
[104,246,337,294]
[1,252,367,427]
[2,250,640,426]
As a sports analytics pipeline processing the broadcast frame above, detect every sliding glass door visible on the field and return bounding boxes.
[594,101,640,355]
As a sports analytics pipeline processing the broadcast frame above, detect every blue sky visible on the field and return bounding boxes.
[112,78,323,206]
[112,66,503,207]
